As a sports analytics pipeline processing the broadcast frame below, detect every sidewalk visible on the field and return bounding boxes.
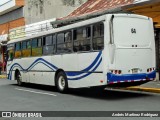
[0,71,7,79]
[122,80,160,93]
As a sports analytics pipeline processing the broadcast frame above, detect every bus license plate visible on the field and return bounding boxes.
[132,69,138,74]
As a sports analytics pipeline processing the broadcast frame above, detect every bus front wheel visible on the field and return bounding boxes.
[55,71,68,93]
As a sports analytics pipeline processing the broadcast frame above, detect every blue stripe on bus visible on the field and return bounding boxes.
[107,71,156,83]
[8,58,58,80]
[8,52,102,80]
[27,58,58,71]
[67,58,102,80]
[9,63,24,80]
[66,51,102,76]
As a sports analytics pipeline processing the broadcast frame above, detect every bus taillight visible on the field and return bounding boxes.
[147,68,155,73]
[110,70,122,75]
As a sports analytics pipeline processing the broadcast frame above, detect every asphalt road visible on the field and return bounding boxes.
[0,79,160,120]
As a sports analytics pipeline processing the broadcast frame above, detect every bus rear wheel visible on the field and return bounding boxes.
[16,71,23,86]
[56,71,68,93]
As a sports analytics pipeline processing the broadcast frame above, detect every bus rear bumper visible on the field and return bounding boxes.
[107,71,156,85]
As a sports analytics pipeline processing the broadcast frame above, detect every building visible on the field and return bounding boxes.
[24,0,88,24]
[0,0,25,71]
[0,0,87,72]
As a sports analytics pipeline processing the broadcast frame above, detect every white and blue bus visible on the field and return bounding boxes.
[7,14,156,92]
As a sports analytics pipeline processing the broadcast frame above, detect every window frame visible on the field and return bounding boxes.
[21,40,31,58]
[56,30,73,54]
[92,22,104,51]
[14,42,22,58]
[31,37,43,57]
[8,21,105,58]
[73,25,92,52]
[42,34,56,55]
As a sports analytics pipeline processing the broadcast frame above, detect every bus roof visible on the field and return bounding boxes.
[8,15,107,44]
[7,13,149,44]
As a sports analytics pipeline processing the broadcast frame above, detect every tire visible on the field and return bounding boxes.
[16,71,23,86]
[55,71,68,93]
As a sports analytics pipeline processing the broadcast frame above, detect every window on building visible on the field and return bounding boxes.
[73,26,91,52]
[93,23,104,50]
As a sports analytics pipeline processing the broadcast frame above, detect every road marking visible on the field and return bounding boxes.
[15,88,57,96]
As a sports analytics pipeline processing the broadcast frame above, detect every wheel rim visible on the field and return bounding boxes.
[58,76,65,90]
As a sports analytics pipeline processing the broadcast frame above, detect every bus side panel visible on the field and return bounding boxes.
[66,52,105,88]
[28,56,56,86]
[62,53,78,71]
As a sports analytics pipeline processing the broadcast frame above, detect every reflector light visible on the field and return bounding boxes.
[110,70,122,75]
[118,70,122,74]
[150,68,152,71]
[147,68,155,73]
[100,80,103,83]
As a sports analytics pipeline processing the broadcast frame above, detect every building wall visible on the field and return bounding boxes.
[0,18,25,35]
[0,17,25,71]
[0,0,24,15]
[0,7,24,24]
[24,0,87,24]
[16,0,25,6]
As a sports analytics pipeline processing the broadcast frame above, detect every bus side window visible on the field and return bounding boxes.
[22,40,31,57]
[93,23,104,50]
[53,34,56,54]
[65,31,72,53]
[32,38,42,56]
[57,33,65,53]
[73,26,91,52]
[43,35,54,55]
[27,40,31,49]
[7,44,14,61]
[57,31,72,53]
[14,42,22,58]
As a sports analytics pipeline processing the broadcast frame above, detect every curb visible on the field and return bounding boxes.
[122,86,160,93]
[0,75,7,79]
